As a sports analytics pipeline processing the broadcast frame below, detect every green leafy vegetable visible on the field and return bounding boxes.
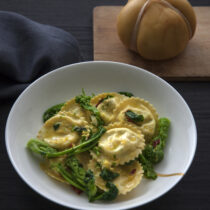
[27,126,106,158]
[91,182,118,202]
[54,163,85,191]
[80,136,88,143]
[91,146,101,156]
[96,95,114,107]
[111,162,116,167]
[53,122,60,131]
[43,103,65,122]
[102,95,113,101]
[95,161,102,169]
[54,157,118,202]
[65,156,86,186]
[118,92,134,97]
[100,168,119,181]
[84,170,98,201]
[156,117,171,147]
[65,157,97,200]
[138,117,170,179]
[144,118,170,164]
[53,157,98,200]
[138,154,157,180]
[26,139,57,157]
[143,145,164,164]
[125,110,144,123]
[75,89,104,126]
[72,126,87,134]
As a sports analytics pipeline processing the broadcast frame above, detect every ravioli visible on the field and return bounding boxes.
[91,123,145,167]
[88,159,143,195]
[40,157,68,184]
[114,97,158,140]
[59,98,91,123]
[90,92,126,125]
[37,114,88,149]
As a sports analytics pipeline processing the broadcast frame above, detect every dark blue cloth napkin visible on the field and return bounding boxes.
[0,11,81,101]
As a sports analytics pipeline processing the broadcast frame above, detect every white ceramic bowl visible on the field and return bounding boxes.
[6,61,197,210]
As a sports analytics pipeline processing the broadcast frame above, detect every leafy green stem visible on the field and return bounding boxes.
[138,117,170,179]
[55,164,86,191]
[43,103,65,122]
[75,89,104,126]
[27,126,106,158]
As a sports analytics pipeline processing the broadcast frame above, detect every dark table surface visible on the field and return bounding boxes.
[0,0,210,210]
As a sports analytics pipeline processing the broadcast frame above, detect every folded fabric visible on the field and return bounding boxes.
[0,11,82,101]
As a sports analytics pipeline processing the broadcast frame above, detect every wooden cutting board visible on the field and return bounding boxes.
[93,6,210,81]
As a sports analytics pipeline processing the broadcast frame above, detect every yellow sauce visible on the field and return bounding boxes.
[157,172,184,177]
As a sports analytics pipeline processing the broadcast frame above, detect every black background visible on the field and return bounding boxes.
[0,0,210,209]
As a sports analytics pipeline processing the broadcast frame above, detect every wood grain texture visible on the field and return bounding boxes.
[93,6,210,81]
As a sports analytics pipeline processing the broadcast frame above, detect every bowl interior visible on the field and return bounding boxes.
[6,61,196,210]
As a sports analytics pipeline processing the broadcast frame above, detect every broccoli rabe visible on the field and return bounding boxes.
[43,103,65,122]
[143,144,163,164]
[53,157,98,200]
[125,110,144,123]
[26,139,57,156]
[65,156,86,186]
[138,118,170,179]
[54,163,85,191]
[27,126,106,158]
[53,122,60,131]
[96,95,114,107]
[91,146,101,156]
[64,157,98,201]
[100,168,119,181]
[118,91,134,97]
[84,170,98,201]
[53,156,118,202]
[91,182,118,202]
[144,118,170,164]
[156,117,171,147]
[138,154,157,180]
[75,89,104,126]
[72,126,87,134]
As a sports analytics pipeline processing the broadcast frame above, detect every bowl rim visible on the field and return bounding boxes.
[5,61,197,210]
